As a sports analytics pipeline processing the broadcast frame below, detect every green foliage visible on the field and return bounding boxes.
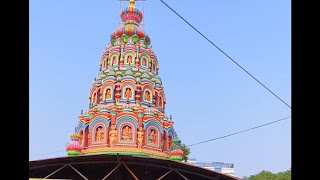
[243,169,291,180]
[180,143,190,161]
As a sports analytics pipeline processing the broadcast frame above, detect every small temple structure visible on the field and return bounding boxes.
[66,0,184,161]
[30,1,240,179]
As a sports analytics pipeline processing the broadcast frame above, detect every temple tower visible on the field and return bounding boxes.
[66,0,183,160]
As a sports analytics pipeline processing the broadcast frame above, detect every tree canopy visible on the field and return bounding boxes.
[180,143,190,161]
[243,169,291,180]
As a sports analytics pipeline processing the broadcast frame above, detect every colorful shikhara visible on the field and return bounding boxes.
[66,0,184,161]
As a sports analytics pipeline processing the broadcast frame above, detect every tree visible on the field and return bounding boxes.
[180,143,190,161]
[243,169,291,180]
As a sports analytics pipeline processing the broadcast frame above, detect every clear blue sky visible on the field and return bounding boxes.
[30,0,291,178]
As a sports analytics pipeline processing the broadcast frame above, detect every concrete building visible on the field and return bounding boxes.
[187,158,236,177]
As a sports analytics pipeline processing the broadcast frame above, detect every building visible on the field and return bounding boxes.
[30,1,240,179]
[187,158,236,177]
[65,0,182,160]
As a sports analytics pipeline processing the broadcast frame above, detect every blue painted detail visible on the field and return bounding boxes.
[140,79,154,85]
[76,121,88,132]
[122,76,136,81]
[134,27,137,34]
[89,116,110,129]
[144,120,164,133]
[141,101,154,106]
[116,116,139,127]
[166,127,175,137]
[120,99,136,103]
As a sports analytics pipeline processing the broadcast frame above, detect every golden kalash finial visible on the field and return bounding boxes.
[129,0,135,6]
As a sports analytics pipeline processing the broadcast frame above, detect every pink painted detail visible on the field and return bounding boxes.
[169,149,184,156]
[66,140,81,151]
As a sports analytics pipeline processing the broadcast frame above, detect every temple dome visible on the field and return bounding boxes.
[66,133,81,156]
[110,0,151,44]
[110,24,150,43]
[121,6,143,24]
[169,149,184,161]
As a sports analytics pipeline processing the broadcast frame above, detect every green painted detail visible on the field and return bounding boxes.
[132,35,139,43]
[121,34,129,43]
[84,151,168,159]
[111,38,116,45]
[102,69,160,84]
[138,112,144,117]
[169,155,183,161]
[111,111,117,116]
[136,77,141,83]
[67,150,80,156]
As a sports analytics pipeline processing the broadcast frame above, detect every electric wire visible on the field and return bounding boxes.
[30,150,65,157]
[186,116,291,147]
[30,0,291,157]
[159,0,291,109]
[30,116,290,156]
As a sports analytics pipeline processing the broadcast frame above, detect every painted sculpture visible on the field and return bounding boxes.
[66,0,184,160]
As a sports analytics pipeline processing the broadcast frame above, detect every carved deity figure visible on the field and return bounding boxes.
[112,56,117,65]
[124,88,132,99]
[142,58,147,66]
[137,127,144,148]
[92,93,97,104]
[122,125,132,140]
[127,55,133,64]
[105,88,111,100]
[148,129,156,144]
[168,136,172,150]
[79,131,83,145]
[95,127,104,141]
[145,91,151,102]
[109,125,117,147]
[159,97,163,108]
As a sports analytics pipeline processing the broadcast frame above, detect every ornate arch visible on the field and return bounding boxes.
[123,51,136,66]
[109,53,120,67]
[144,119,164,133]
[102,86,114,102]
[141,83,155,94]
[116,118,138,145]
[167,134,173,150]
[145,125,161,147]
[158,90,166,102]
[91,92,97,104]
[166,127,175,136]
[159,95,163,109]
[142,88,153,104]
[89,116,110,145]
[116,115,139,127]
[91,123,107,145]
[140,54,150,68]
[76,121,88,133]
[78,128,85,146]
[88,86,98,99]
[118,122,135,143]
[121,84,135,101]
[89,116,110,129]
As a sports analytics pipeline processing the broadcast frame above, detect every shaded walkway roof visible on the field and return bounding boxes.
[30,154,241,180]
